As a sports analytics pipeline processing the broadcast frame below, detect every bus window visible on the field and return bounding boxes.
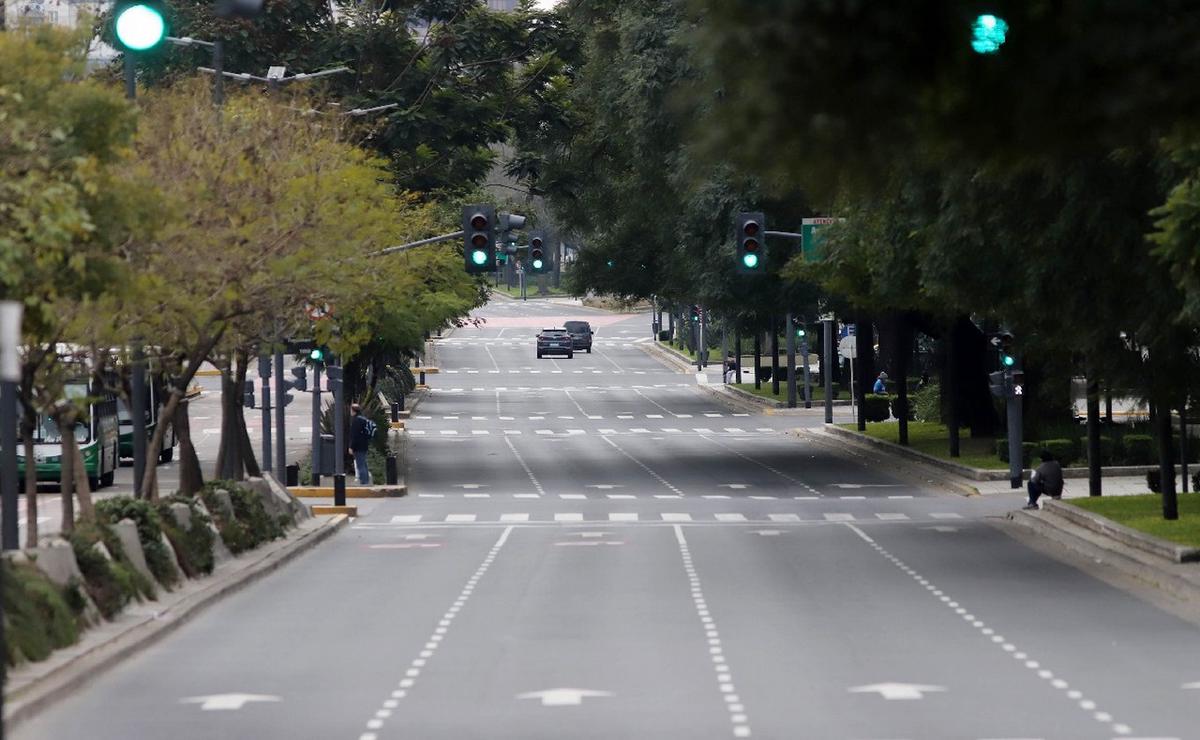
[35,416,90,444]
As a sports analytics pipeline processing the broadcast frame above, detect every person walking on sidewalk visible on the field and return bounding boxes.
[724,352,737,384]
[1024,449,1064,509]
[349,403,375,485]
[872,371,888,394]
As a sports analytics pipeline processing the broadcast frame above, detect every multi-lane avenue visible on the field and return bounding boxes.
[15,297,1200,740]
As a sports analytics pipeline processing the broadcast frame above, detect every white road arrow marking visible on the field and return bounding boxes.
[180,694,282,711]
[517,688,613,707]
[848,683,946,700]
[750,530,784,537]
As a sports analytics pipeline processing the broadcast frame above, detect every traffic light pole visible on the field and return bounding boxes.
[124,55,137,100]
[823,318,834,424]
[258,356,272,473]
[1007,362,1023,490]
[131,344,147,498]
[310,364,322,486]
[801,331,812,409]
[274,351,286,480]
[786,311,797,409]
[330,360,346,506]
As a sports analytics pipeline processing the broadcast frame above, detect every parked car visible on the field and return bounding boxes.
[536,328,574,358]
[563,320,594,353]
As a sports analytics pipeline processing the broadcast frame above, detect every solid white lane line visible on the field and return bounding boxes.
[357,526,513,740]
[673,525,754,739]
[844,523,1139,738]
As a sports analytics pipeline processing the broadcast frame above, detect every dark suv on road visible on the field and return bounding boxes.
[536,328,574,359]
[563,321,594,353]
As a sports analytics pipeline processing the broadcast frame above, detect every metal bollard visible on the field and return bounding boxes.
[398,393,405,412]
[334,473,346,506]
[386,454,398,485]
[391,402,400,423]
[419,369,426,386]
[286,463,299,487]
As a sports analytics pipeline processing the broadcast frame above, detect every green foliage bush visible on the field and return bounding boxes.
[3,561,82,665]
[1123,434,1155,465]
[69,521,155,618]
[1079,436,1116,466]
[157,496,216,578]
[200,480,282,554]
[996,440,1038,466]
[1041,439,1078,466]
[95,497,180,588]
[862,394,891,423]
[910,383,940,423]
[890,395,915,421]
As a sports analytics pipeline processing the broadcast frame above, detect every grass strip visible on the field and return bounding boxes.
[1069,494,1200,547]
[839,421,1008,470]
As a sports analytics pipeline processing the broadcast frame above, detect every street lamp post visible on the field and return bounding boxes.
[1,301,23,551]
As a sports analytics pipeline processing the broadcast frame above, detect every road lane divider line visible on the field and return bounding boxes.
[599,436,685,496]
[673,525,754,739]
[842,522,1139,738]
[504,436,545,497]
[356,526,515,740]
[692,432,822,497]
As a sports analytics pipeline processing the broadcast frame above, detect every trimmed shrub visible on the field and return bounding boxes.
[1078,436,1116,466]
[890,395,915,422]
[997,440,1037,466]
[157,497,216,578]
[1123,435,1155,465]
[1041,439,1078,467]
[911,383,940,423]
[3,560,82,665]
[862,394,891,422]
[95,497,180,588]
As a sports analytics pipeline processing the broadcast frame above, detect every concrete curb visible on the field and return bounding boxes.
[822,424,1005,482]
[721,383,854,411]
[4,514,349,729]
[1041,499,1200,563]
[1003,509,1200,605]
[790,427,981,498]
[289,485,406,498]
[695,383,769,414]
[639,340,695,374]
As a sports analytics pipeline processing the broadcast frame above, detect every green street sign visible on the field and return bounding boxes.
[801,217,844,262]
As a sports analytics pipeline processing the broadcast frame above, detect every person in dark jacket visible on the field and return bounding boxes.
[1024,449,1064,509]
[349,404,372,485]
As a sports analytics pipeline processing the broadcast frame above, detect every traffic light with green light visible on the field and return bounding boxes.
[462,205,496,274]
[971,13,1008,54]
[529,233,547,273]
[736,212,765,274]
[113,1,167,52]
[309,347,326,363]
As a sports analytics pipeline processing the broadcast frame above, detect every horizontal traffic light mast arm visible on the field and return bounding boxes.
[371,230,466,257]
[197,65,351,83]
[166,35,216,49]
[764,230,803,239]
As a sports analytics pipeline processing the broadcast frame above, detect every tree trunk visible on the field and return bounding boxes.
[893,313,912,446]
[770,316,780,396]
[854,314,874,432]
[1086,376,1102,496]
[22,420,38,548]
[753,327,761,390]
[237,400,260,478]
[1157,396,1178,520]
[57,412,76,536]
[140,329,225,500]
[68,426,94,521]
[176,399,204,495]
[945,327,960,458]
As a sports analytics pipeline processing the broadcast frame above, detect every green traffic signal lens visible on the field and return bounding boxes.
[742,253,759,269]
[309,348,323,361]
[115,4,166,51]
[971,14,1008,54]
[1001,354,1015,367]
[532,259,544,270]
[471,249,489,266]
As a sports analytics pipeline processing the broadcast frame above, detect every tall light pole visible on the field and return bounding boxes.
[1,301,23,551]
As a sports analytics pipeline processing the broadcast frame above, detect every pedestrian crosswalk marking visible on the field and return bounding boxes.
[555,513,584,522]
[609,513,638,522]
[559,494,586,500]
[769,514,801,522]
[824,513,855,521]
[930,513,962,519]
[445,514,477,523]
[500,513,530,522]
[716,513,748,522]
[367,512,959,526]
[875,513,909,520]
[391,515,423,523]
[661,513,692,522]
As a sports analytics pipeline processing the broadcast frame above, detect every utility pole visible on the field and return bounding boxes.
[258,356,272,473]
[274,351,286,481]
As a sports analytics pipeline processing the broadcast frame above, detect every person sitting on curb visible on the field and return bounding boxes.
[1024,449,1064,510]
